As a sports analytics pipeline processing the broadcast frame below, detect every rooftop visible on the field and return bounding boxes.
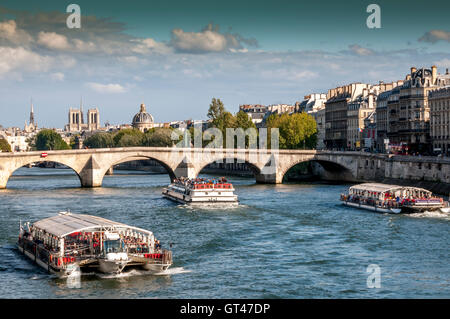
[32,212,153,238]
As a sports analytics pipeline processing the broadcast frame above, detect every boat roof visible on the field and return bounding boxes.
[349,183,432,194]
[32,212,153,238]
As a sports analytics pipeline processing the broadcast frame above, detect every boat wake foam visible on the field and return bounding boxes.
[180,203,242,211]
[408,210,450,219]
[95,267,191,279]
[153,267,191,276]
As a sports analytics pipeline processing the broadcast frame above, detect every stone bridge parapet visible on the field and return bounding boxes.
[1,147,450,189]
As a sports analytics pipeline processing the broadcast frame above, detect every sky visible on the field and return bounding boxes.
[0,0,450,128]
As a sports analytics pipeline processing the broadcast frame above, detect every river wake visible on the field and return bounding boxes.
[95,267,191,279]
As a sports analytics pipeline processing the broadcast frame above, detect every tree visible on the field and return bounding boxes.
[232,110,257,148]
[206,98,239,147]
[113,128,144,147]
[115,134,143,147]
[34,129,70,150]
[0,138,11,152]
[83,132,115,149]
[207,98,226,128]
[235,110,256,130]
[143,128,174,147]
[265,112,317,149]
[264,113,281,149]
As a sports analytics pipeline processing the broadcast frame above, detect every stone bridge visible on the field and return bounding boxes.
[1,147,449,189]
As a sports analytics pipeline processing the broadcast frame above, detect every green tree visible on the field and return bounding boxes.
[232,110,257,148]
[34,129,70,150]
[0,138,11,152]
[235,110,256,130]
[206,98,238,147]
[264,113,281,149]
[83,132,115,149]
[265,112,317,149]
[113,128,144,147]
[143,128,174,147]
[207,98,226,127]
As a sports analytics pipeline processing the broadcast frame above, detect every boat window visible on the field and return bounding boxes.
[104,240,124,253]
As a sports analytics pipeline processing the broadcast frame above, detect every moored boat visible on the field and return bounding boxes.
[340,183,449,214]
[162,177,238,204]
[17,212,173,277]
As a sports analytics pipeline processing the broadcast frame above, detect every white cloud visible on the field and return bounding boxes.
[131,38,173,55]
[230,48,248,53]
[73,39,96,52]
[86,82,127,93]
[170,24,257,53]
[419,30,450,43]
[0,46,52,76]
[50,72,65,81]
[171,28,227,53]
[37,31,70,50]
[349,44,374,56]
[434,58,450,69]
[0,20,33,45]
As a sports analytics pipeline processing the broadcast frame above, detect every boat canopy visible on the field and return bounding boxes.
[32,212,153,238]
[349,183,432,197]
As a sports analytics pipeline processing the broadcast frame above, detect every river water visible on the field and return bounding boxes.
[0,167,449,298]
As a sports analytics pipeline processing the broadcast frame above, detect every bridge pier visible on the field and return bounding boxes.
[0,175,8,189]
[78,156,104,188]
[173,158,196,181]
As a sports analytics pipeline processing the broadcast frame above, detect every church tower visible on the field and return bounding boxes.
[29,99,35,126]
[24,99,37,132]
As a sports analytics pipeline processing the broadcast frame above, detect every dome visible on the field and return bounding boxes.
[132,103,154,124]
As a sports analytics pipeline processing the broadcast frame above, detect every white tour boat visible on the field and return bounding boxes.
[162,177,238,204]
[340,183,449,214]
[17,212,173,277]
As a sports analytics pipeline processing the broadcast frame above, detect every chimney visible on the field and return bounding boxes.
[368,93,374,109]
[446,68,449,75]
[431,65,437,84]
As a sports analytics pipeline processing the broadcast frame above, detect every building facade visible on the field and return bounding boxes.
[296,93,327,149]
[324,83,369,150]
[65,107,100,132]
[132,103,154,132]
[385,66,450,154]
[429,85,450,155]
[346,88,376,150]
[239,104,268,125]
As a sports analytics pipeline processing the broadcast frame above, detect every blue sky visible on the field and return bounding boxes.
[0,0,450,128]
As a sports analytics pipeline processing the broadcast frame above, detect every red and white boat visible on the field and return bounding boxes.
[17,212,173,277]
[162,177,238,204]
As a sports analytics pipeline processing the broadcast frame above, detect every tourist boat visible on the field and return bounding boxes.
[162,177,238,204]
[340,183,449,214]
[17,212,173,277]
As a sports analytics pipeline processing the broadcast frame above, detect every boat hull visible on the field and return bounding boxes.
[141,262,171,273]
[17,244,75,278]
[163,189,238,204]
[342,201,402,214]
[98,259,128,274]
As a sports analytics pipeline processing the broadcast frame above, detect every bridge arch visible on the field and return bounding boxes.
[98,154,177,186]
[1,158,83,189]
[189,149,272,183]
[195,158,263,180]
[280,158,355,183]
